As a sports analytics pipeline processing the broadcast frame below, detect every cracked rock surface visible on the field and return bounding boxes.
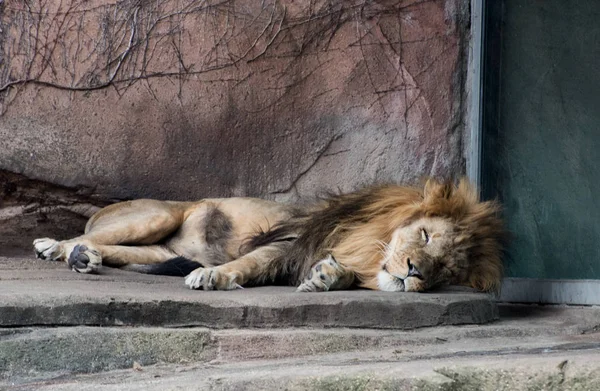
[0,1,469,237]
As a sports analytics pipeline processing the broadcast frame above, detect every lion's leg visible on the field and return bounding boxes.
[65,244,179,273]
[33,200,185,272]
[184,244,284,290]
[296,255,355,292]
[97,245,179,266]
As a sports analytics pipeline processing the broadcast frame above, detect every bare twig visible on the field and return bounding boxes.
[108,6,138,83]
[0,0,455,120]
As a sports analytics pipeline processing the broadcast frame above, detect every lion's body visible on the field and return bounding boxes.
[35,197,294,272]
[34,179,504,293]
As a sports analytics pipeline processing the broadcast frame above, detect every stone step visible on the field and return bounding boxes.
[4,344,600,391]
[0,260,497,329]
[3,314,600,384]
[3,257,600,390]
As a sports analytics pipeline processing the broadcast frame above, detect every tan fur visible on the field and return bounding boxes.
[34,197,293,274]
[34,178,504,293]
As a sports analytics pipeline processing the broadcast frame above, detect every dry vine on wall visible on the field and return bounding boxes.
[0,0,459,118]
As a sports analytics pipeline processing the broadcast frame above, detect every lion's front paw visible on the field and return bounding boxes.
[297,255,354,292]
[67,244,102,274]
[297,255,340,292]
[185,267,243,291]
[33,238,64,261]
[297,262,335,292]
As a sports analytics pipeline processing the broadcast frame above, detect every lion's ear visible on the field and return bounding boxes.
[424,178,453,201]
[454,234,471,245]
[456,177,479,204]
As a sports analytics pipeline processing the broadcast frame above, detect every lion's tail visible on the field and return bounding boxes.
[121,256,202,277]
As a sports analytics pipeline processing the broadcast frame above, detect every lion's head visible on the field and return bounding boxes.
[376,216,467,292]
[335,178,505,293]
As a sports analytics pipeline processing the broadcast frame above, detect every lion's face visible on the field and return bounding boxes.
[377,217,467,292]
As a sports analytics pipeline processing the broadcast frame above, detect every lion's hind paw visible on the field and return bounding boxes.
[67,244,102,274]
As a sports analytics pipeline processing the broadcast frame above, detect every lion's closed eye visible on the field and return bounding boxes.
[421,228,430,244]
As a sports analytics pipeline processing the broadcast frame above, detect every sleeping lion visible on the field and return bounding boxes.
[33,178,504,293]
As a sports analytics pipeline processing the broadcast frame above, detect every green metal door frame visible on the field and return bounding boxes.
[467,0,485,191]
[468,0,600,305]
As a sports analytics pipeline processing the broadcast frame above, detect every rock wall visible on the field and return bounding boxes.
[0,0,469,252]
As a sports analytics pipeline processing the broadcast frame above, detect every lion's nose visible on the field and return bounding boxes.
[407,259,423,279]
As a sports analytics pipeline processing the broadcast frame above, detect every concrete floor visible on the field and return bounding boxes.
[0,256,498,329]
[1,256,600,390]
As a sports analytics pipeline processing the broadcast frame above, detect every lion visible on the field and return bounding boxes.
[33,178,504,293]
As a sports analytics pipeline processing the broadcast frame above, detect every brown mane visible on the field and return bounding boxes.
[247,178,505,292]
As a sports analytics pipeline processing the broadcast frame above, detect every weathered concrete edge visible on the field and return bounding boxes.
[3,332,600,391]
[3,325,599,383]
[218,367,600,391]
[213,362,600,391]
[0,296,498,329]
[0,328,216,380]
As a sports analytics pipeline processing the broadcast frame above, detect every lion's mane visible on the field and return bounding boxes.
[246,178,505,292]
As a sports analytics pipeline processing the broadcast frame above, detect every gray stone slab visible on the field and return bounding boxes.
[2,304,600,385]
[0,257,497,329]
[4,343,600,391]
[3,317,600,383]
[0,328,216,380]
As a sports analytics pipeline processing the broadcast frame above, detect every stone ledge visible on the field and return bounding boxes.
[0,257,497,329]
[3,323,600,382]
[3,330,600,391]
[0,328,216,380]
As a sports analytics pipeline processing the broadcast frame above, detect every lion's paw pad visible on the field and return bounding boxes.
[67,244,102,274]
